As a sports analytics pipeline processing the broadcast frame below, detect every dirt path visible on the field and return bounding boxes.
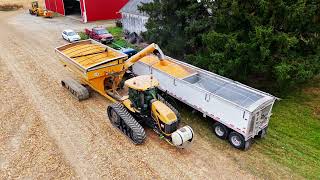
[0,11,256,179]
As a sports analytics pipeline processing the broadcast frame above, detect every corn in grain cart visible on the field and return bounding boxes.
[55,40,194,148]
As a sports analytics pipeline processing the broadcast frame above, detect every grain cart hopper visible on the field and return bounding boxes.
[133,55,278,150]
[55,40,194,148]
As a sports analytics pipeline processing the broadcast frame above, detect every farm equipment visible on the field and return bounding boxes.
[29,1,39,15]
[42,10,54,18]
[55,40,194,148]
[29,1,53,18]
[133,53,278,150]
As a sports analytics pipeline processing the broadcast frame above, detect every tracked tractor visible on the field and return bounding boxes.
[108,75,193,147]
[55,40,194,148]
[29,1,53,18]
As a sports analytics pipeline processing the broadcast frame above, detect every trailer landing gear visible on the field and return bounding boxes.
[257,127,268,139]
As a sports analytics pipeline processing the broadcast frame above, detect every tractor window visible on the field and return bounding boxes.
[145,88,157,100]
[129,88,140,107]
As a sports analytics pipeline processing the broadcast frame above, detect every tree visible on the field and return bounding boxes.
[140,0,320,92]
[139,0,211,58]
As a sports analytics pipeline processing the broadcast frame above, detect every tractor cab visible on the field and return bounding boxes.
[125,75,159,114]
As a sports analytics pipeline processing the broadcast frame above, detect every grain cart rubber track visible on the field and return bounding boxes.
[61,78,90,101]
[107,102,146,144]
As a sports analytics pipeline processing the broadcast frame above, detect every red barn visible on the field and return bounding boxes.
[45,0,128,23]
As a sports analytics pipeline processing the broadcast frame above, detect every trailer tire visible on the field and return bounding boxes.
[213,122,229,139]
[228,131,246,150]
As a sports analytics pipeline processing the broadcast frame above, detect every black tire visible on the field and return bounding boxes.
[257,127,268,139]
[228,131,246,150]
[107,103,146,144]
[213,122,229,139]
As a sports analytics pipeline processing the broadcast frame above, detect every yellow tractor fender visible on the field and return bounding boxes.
[122,99,138,113]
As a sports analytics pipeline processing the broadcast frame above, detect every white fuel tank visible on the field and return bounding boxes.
[171,125,194,148]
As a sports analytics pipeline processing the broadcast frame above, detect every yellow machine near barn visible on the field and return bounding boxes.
[29,1,53,18]
[55,40,194,148]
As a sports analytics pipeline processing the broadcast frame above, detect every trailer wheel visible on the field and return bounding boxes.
[228,131,246,150]
[213,122,229,139]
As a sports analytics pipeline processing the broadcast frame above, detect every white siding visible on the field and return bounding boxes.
[121,12,149,35]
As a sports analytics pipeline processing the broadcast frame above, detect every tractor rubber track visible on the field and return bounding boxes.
[61,78,90,101]
[107,102,146,144]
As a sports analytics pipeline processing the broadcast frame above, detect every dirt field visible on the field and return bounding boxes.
[0,11,260,179]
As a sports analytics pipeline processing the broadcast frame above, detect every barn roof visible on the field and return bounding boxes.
[120,0,153,16]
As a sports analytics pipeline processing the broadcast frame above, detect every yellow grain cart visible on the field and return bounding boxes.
[55,40,128,101]
[55,40,194,148]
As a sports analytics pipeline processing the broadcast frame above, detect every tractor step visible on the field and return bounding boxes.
[107,102,146,144]
[61,78,90,101]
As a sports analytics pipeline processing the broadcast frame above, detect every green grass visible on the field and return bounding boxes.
[258,80,320,179]
[107,27,123,39]
[78,32,89,40]
[107,27,139,50]
[179,77,320,179]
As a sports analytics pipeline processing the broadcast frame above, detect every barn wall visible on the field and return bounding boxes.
[85,0,128,21]
[121,13,149,35]
[79,0,86,22]
[45,0,65,15]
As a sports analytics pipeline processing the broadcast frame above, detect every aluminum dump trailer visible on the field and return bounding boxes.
[132,55,277,150]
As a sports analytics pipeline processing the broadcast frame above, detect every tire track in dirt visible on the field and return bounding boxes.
[0,55,76,179]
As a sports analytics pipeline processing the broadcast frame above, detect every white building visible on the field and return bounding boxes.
[120,0,153,35]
